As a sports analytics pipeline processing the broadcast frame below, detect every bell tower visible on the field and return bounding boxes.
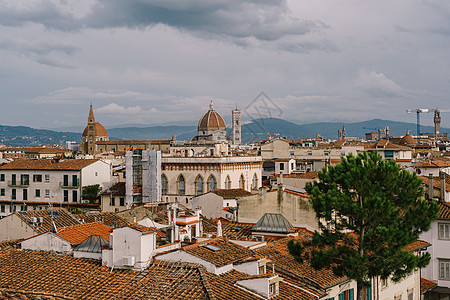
[434,110,441,134]
[87,104,96,155]
[232,107,241,145]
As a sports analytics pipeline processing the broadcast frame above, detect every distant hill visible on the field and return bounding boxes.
[0,125,80,147]
[0,119,448,147]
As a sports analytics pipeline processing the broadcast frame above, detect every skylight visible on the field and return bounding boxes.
[203,245,221,252]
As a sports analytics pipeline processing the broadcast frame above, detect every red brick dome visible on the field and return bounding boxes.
[198,101,226,131]
[82,123,108,137]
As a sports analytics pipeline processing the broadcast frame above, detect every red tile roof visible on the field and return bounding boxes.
[253,230,347,289]
[437,201,450,219]
[76,212,128,228]
[182,238,258,267]
[15,208,81,234]
[55,221,112,244]
[212,189,253,199]
[0,159,100,170]
[420,277,437,294]
[403,240,431,252]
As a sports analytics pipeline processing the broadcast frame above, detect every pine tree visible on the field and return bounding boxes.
[288,151,439,300]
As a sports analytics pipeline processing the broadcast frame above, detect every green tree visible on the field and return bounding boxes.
[81,184,101,204]
[287,151,439,300]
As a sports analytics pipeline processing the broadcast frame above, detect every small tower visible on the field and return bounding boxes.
[338,124,346,141]
[87,104,96,155]
[232,106,242,145]
[434,110,441,134]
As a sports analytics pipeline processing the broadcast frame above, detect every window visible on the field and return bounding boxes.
[0,174,4,181]
[394,294,402,300]
[0,188,4,196]
[23,189,28,200]
[110,196,115,206]
[35,189,40,197]
[45,189,50,198]
[208,176,216,192]
[21,175,29,186]
[307,151,312,156]
[258,264,265,275]
[407,289,413,300]
[33,174,42,182]
[196,176,203,195]
[290,151,294,156]
[45,174,50,182]
[341,151,346,156]
[63,175,69,186]
[239,174,245,189]
[120,197,125,206]
[338,289,354,300]
[324,151,329,156]
[225,176,231,189]
[186,198,189,204]
[439,259,450,280]
[72,190,77,203]
[11,174,16,185]
[178,175,185,195]
[72,175,78,187]
[439,223,450,239]
[269,283,279,297]
[252,174,258,189]
[385,150,394,159]
[12,189,16,200]
[162,175,168,195]
[63,190,68,202]
[280,163,285,171]
[0,205,4,212]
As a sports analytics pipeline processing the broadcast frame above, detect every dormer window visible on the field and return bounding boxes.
[269,282,279,297]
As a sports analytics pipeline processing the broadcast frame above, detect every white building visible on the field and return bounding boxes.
[420,201,450,295]
[161,155,262,205]
[0,159,111,217]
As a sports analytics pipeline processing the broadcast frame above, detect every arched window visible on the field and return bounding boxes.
[195,175,204,195]
[239,174,245,189]
[161,174,168,195]
[225,176,231,189]
[252,173,258,190]
[178,175,185,195]
[208,175,216,192]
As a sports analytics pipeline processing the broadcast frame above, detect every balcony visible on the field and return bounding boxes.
[7,181,29,187]
[59,182,80,189]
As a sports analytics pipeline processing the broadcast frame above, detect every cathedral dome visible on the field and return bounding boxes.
[198,100,226,131]
[82,123,108,138]
[399,131,415,146]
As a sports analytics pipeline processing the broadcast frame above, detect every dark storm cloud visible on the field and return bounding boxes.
[0,0,329,45]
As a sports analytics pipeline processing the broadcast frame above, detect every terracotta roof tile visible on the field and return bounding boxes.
[212,189,253,198]
[403,240,431,252]
[254,230,347,289]
[55,221,112,245]
[420,277,437,294]
[76,212,128,228]
[15,208,81,234]
[183,238,257,267]
[0,159,100,170]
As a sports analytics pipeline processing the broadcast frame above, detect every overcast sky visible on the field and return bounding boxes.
[1,0,450,130]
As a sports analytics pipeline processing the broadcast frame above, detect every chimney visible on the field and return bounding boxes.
[440,172,446,202]
[172,135,176,141]
[428,174,434,199]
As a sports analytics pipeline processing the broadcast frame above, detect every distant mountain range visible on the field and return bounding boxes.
[1,118,448,147]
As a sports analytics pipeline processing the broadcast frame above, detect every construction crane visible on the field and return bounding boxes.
[363,127,389,140]
[406,108,450,144]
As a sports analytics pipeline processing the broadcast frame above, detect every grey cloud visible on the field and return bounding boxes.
[0,39,78,68]
[0,0,329,50]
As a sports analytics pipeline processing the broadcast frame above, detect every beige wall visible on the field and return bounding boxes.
[0,213,37,241]
[237,189,318,231]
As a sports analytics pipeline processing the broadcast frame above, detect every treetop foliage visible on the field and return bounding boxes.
[288,151,439,287]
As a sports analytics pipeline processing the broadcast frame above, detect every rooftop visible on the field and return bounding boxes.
[182,238,257,267]
[212,189,253,199]
[15,208,81,234]
[55,221,112,245]
[0,159,100,170]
